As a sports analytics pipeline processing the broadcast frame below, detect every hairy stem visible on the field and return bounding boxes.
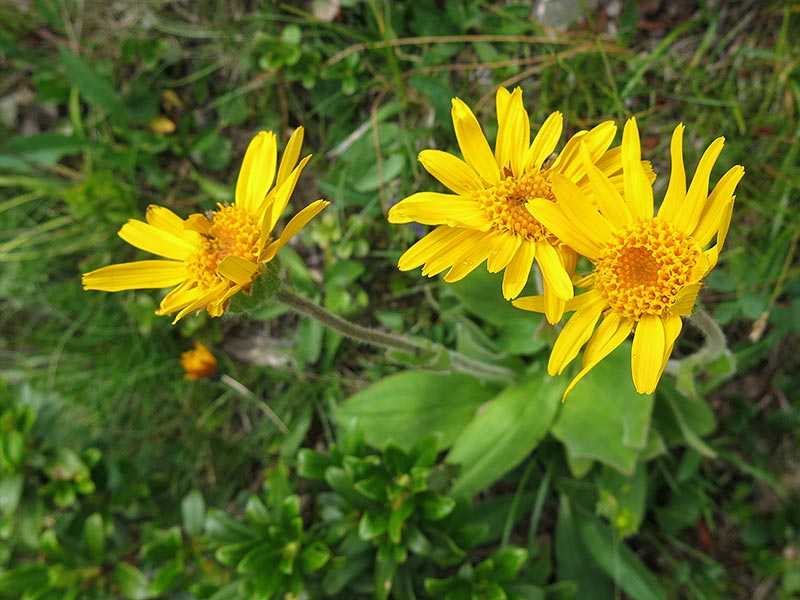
[275,288,514,382]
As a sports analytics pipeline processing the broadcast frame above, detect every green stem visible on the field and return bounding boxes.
[664,304,728,376]
[688,304,727,363]
[275,288,514,382]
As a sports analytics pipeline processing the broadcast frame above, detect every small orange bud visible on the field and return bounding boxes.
[180,342,217,380]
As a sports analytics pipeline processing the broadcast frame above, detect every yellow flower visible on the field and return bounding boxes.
[83,128,329,323]
[180,341,217,380]
[388,87,625,323]
[514,118,744,399]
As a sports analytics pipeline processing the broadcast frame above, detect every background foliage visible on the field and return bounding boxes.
[1,0,799,598]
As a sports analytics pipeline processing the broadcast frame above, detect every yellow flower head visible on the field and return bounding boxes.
[388,87,627,323]
[514,117,744,399]
[180,341,217,380]
[83,128,329,323]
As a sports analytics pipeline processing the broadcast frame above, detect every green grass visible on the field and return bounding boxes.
[2,0,799,598]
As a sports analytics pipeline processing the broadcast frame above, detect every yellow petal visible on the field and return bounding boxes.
[495,88,530,176]
[536,240,573,301]
[171,282,229,324]
[592,146,622,178]
[674,136,725,235]
[501,239,536,300]
[263,155,312,233]
[276,127,304,189]
[656,124,686,222]
[387,192,490,230]
[443,230,502,282]
[670,283,702,316]
[397,226,461,271]
[547,291,606,375]
[561,312,633,401]
[700,196,735,278]
[512,294,546,313]
[631,315,665,394]
[262,200,330,262]
[421,229,484,277]
[551,174,614,253]
[156,280,196,312]
[621,117,654,219]
[235,131,277,215]
[657,313,683,381]
[184,213,212,234]
[145,205,187,237]
[82,260,186,291]
[543,285,567,325]
[217,255,259,285]
[525,111,562,171]
[564,288,602,312]
[692,166,744,247]
[580,142,632,229]
[451,97,499,184]
[552,120,616,181]
[419,149,482,196]
[118,219,195,260]
[486,231,522,273]
[526,197,600,260]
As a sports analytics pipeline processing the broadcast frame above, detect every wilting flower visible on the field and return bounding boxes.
[83,128,329,323]
[388,87,630,323]
[181,341,217,379]
[514,118,744,399]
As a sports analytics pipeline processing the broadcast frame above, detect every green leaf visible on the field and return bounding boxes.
[448,366,563,496]
[3,133,87,167]
[354,153,405,192]
[205,509,258,544]
[301,540,331,573]
[237,541,282,574]
[322,554,371,595]
[0,475,23,519]
[113,563,153,600]
[358,510,388,540]
[245,494,271,527]
[551,343,653,475]
[150,559,183,595]
[490,546,529,581]
[296,449,332,480]
[421,493,456,522]
[0,564,49,594]
[82,512,106,562]
[59,48,126,119]
[181,489,206,537]
[655,382,717,458]
[336,371,495,450]
[577,514,667,600]
[375,545,399,600]
[555,495,613,600]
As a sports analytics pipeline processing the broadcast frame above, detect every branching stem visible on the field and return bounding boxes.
[276,288,514,382]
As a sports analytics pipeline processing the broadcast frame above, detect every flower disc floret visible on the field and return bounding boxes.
[594,219,699,320]
[476,170,555,241]
[187,204,261,288]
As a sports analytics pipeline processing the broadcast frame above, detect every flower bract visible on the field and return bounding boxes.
[82,128,329,323]
[388,87,629,323]
[514,117,744,399]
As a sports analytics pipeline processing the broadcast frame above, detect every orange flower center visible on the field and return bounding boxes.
[187,204,261,288]
[594,219,699,320]
[474,169,555,241]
